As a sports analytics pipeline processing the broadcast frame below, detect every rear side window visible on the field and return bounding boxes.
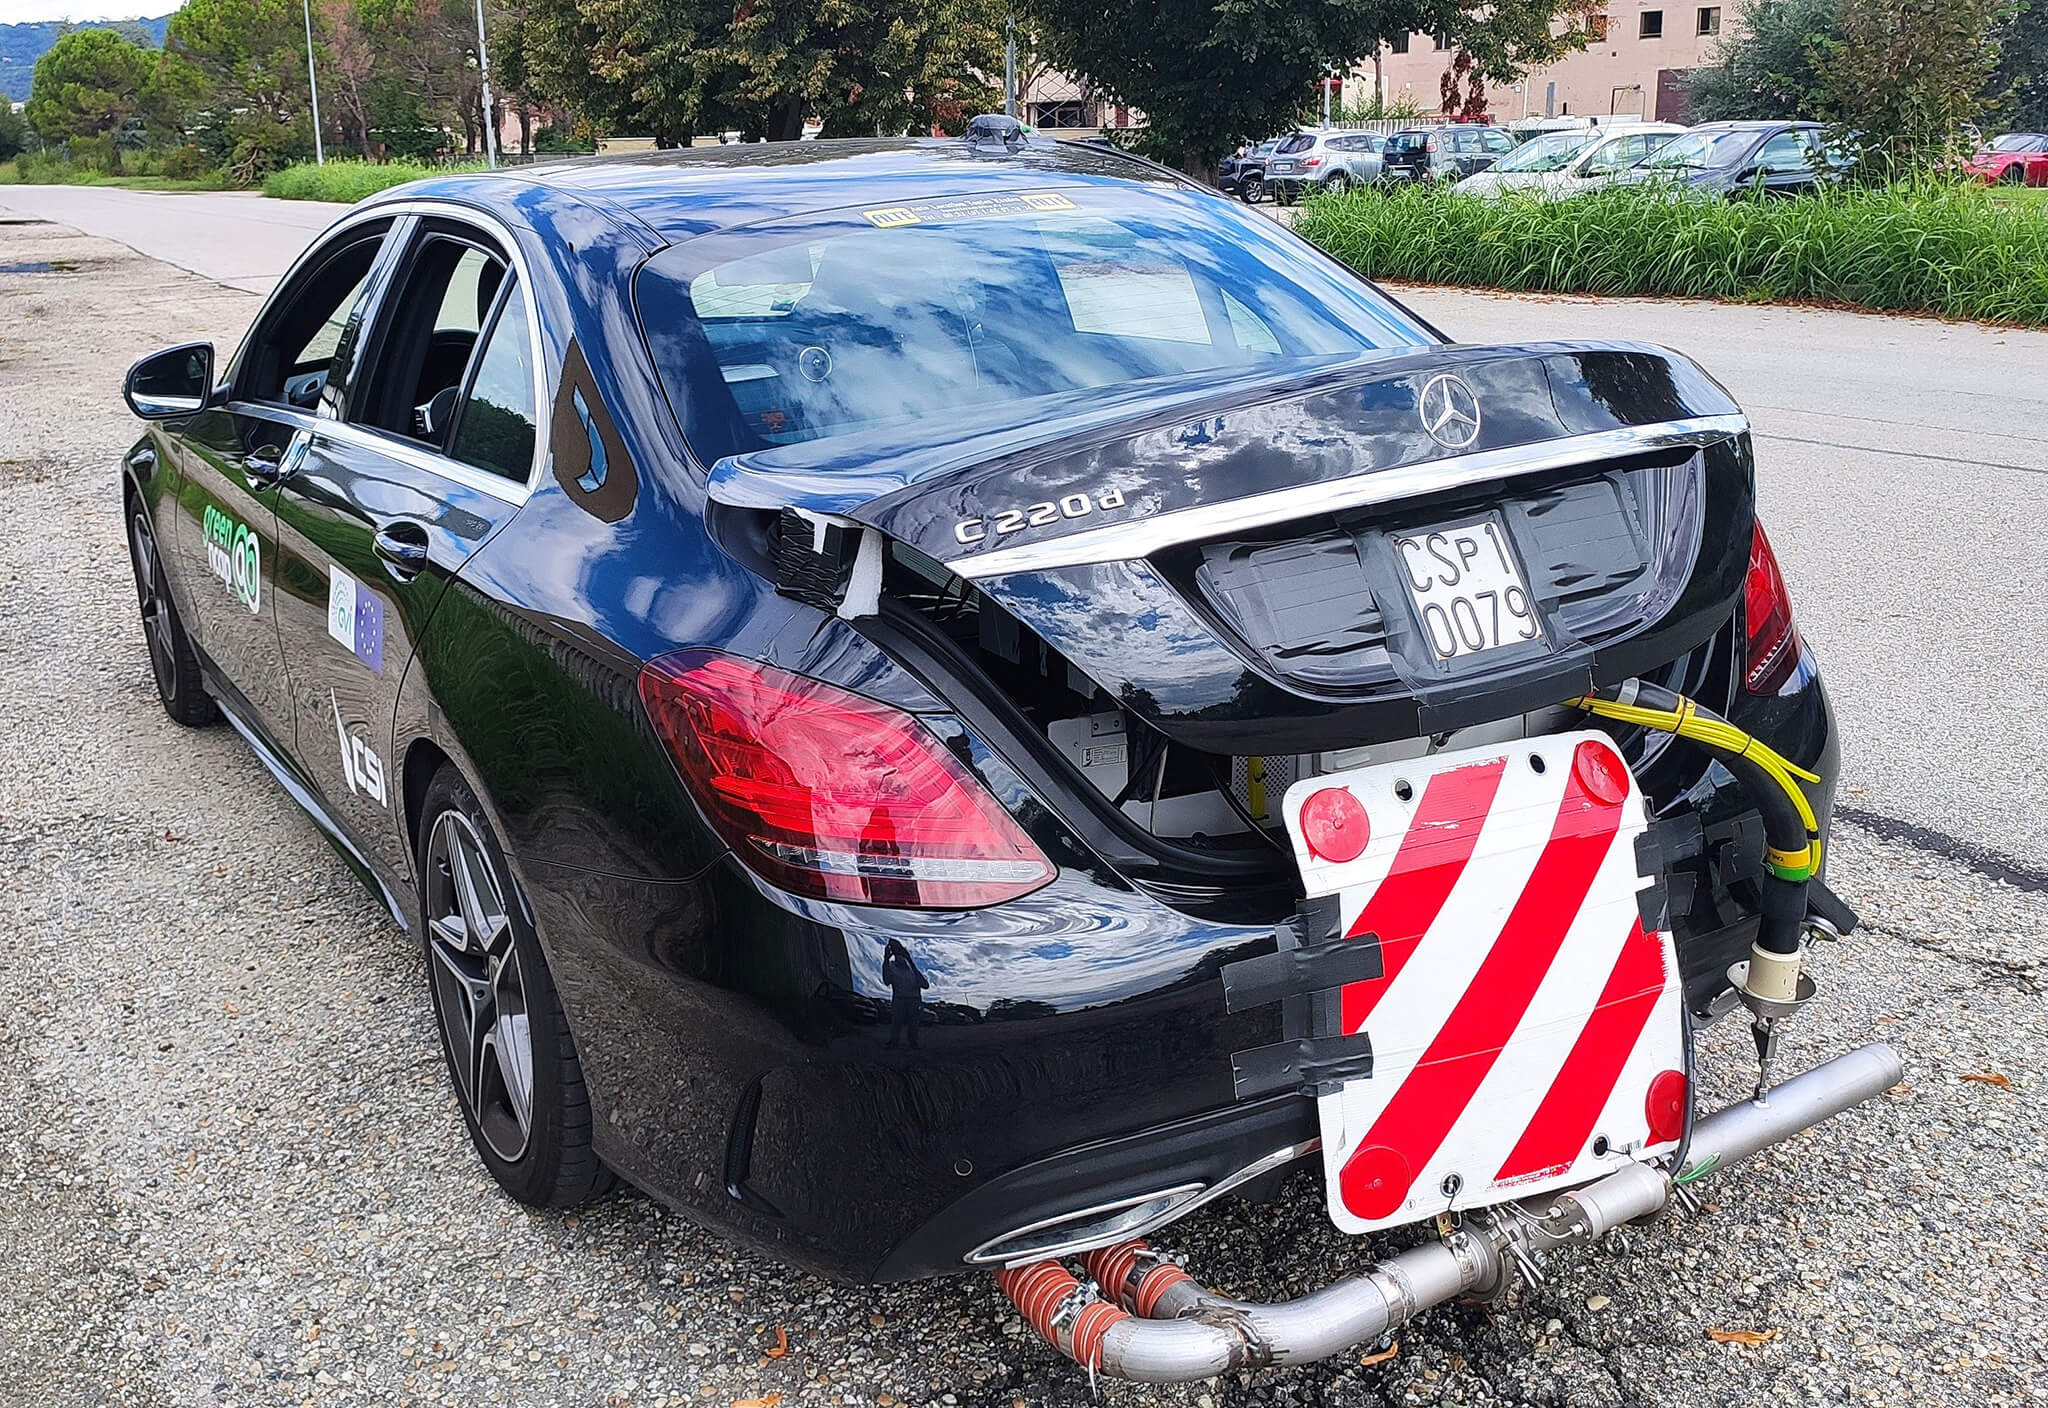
[449,287,537,482]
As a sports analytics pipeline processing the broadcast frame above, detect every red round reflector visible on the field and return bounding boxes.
[1573,739,1630,806]
[1340,1142,1411,1220]
[1645,1068,1689,1144]
[1300,787,1370,863]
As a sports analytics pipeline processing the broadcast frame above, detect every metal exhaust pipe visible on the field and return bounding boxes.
[998,1043,1901,1384]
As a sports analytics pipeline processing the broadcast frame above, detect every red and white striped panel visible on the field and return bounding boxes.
[1280,732,1686,1235]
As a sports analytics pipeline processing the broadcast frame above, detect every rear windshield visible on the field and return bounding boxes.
[637,185,1429,464]
[1386,132,1430,152]
[1275,134,1315,154]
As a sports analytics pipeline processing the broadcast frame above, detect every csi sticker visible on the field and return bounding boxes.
[327,565,385,675]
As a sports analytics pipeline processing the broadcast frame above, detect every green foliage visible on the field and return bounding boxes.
[1818,0,2005,178]
[0,102,25,161]
[262,156,485,201]
[1997,0,2048,129]
[1018,0,1599,176]
[169,0,320,177]
[517,0,1000,145]
[25,28,156,152]
[1294,182,2048,325]
[1683,0,1840,122]
[1333,93,1432,124]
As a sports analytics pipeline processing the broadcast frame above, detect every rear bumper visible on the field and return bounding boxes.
[541,654,1838,1283]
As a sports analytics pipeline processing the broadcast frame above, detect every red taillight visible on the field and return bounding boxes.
[638,650,1055,908]
[1303,155,1323,167]
[1425,136,1439,152]
[1743,520,1803,694]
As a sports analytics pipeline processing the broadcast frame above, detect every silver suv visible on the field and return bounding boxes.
[1267,130,1386,203]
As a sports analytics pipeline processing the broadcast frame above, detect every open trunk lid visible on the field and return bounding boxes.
[709,341,1753,754]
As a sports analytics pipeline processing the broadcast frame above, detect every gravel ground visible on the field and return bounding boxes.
[4,218,2046,1408]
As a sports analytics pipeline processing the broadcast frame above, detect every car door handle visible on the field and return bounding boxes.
[372,522,431,579]
[244,450,284,485]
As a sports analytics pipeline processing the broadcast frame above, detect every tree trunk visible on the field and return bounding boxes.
[1181,144,1219,185]
[766,95,806,142]
[518,105,532,155]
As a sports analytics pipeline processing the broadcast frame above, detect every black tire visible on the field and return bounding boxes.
[1324,172,1351,195]
[125,500,218,727]
[1240,176,1266,204]
[2001,163,2025,185]
[417,765,613,1208]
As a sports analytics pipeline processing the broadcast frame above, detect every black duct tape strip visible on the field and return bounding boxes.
[1221,934,1386,1014]
[1231,1031,1374,1101]
[1806,878,1859,936]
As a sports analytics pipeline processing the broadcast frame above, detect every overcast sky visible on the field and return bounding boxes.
[0,1,175,22]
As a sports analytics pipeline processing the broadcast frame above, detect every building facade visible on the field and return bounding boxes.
[1358,0,1737,123]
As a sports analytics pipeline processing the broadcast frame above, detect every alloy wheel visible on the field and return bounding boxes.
[129,512,177,701]
[424,809,536,1163]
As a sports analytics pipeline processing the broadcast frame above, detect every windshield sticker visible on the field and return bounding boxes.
[327,565,385,675]
[202,506,261,613]
[330,690,388,807]
[860,191,1080,228]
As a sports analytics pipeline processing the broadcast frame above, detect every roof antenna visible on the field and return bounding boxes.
[965,113,1028,151]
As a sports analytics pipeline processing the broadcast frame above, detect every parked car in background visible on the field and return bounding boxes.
[1455,123,1685,198]
[1965,132,2048,185]
[1615,120,1846,198]
[1267,130,1387,202]
[1380,125,1519,185]
[1219,138,1282,202]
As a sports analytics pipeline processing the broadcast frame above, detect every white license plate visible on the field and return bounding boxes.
[1392,518,1541,661]
[1271,161,1294,173]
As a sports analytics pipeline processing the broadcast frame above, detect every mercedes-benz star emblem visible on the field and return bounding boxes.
[1418,373,1482,450]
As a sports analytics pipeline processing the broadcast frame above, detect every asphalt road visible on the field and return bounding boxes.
[0,186,349,293]
[2,191,2045,1408]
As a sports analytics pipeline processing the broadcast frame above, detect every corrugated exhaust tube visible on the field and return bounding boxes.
[996,1042,1902,1384]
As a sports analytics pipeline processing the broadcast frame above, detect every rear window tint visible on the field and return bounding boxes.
[1276,134,1315,154]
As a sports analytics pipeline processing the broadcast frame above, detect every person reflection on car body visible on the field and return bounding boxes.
[882,939,930,1049]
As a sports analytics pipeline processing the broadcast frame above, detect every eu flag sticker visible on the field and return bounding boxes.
[327,565,386,675]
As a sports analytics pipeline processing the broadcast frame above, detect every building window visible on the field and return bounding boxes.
[1390,31,1409,53]
[1030,101,1089,129]
[1588,11,1609,39]
[1697,5,1720,33]
[1639,9,1664,36]
[1432,30,1451,49]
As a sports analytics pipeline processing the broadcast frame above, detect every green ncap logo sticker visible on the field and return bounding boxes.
[202,505,261,613]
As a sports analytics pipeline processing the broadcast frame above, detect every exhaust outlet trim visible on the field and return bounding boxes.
[998,1042,1901,1384]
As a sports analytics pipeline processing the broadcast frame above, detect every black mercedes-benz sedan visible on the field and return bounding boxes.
[119,125,1888,1378]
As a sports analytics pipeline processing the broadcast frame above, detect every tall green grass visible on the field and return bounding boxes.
[262,159,489,203]
[1294,182,2048,326]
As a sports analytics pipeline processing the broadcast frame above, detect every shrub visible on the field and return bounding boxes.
[262,158,485,203]
[161,145,214,181]
[1293,181,2048,326]
[66,134,119,173]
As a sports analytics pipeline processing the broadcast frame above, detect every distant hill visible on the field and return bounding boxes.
[0,16,171,105]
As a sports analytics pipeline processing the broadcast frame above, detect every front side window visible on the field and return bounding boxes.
[1640,128,1753,169]
[1754,132,1812,172]
[240,227,388,408]
[636,186,1430,465]
[449,287,538,482]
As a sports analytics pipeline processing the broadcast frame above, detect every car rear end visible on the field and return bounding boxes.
[1380,129,1436,183]
[612,165,1884,1373]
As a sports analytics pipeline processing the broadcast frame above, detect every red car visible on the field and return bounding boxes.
[1967,131,2048,184]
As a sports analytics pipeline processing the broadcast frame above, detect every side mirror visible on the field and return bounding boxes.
[125,342,214,420]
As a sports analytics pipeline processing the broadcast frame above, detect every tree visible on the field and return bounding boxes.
[1996,0,2048,130]
[1019,0,1599,181]
[0,103,27,160]
[168,0,320,176]
[1818,0,2004,176]
[517,0,1002,145]
[1683,0,1840,123]
[24,29,157,156]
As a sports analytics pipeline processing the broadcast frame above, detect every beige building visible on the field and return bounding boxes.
[1357,0,1737,122]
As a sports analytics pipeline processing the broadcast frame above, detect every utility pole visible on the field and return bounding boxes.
[1004,17,1017,119]
[1322,64,1333,127]
[301,0,324,164]
[474,0,499,168]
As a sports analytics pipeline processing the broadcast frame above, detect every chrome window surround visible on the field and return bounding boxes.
[233,197,552,506]
[948,414,1749,581]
